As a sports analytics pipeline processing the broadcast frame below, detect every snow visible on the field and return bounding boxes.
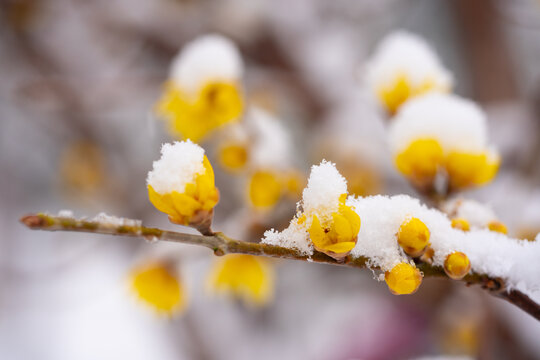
[170,34,243,94]
[442,198,498,228]
[146,141,205,195]
[301,160,347,221]
[365,30,452,96]
[389,93,489,154]
[247,107,293,170]
[91,212,142,228]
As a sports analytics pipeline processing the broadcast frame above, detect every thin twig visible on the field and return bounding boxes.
[20,213,540,322]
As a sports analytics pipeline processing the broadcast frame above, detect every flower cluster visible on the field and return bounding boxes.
[156,35,244,142]
[389,93,500,191]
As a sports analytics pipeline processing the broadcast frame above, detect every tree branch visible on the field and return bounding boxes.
[20,213,540,322]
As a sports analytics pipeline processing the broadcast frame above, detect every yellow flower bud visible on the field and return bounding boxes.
[444,251,471,280]
[218,142,248,171]
[207,255,274,306]
[451,218,470,232]
[445,151,500,190]
[131,262,186,314]
[308,194,360,260]
[488,220,508,235]
[248,170,282,209]
[395,138,444,188]
[385,262,422,295]
[148,155,219,227]
[397,217,430,257]
[156,81,243,142]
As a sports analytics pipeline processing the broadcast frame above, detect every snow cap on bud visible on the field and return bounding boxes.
[365,31,453,114]
[385,262,423,295]
[444,252,471,280]
[147,141,219,230]
[156,35,244,142]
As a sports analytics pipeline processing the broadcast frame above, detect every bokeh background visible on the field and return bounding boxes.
[1,0,540,359]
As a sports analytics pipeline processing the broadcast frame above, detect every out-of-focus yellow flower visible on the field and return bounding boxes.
[444,252,471,280]
[157,81,243,142]
[385,262,422,295]
[397,217,430,257]
[308,194,360,260]
[218,141,248,172]
[131,262,186,315]
[283,170,305,199]
[488,220,508,234]
[60,140,105,193]
[378,74,441,115]
[149,156,219,226]
[207,254,274,306]
[451,218,470,232]
[445,151,500,190]
[395,138,444,188]
[248,170,282,209]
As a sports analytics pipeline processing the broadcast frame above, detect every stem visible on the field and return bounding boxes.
[20,213,540,322]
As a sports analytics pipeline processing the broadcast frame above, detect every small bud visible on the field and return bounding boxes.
[218,142,248,172]
[397,217,430,257]
[420,246,435,264]
[444,251,471,280]
[248,170,282,209]
[385,262,423,295]
[131,262,186,315]
[488,221,507,234]
[207,255,274,306]
[451,218,470,232]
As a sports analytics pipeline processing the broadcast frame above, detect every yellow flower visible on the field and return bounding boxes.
[488,220,508,235]
[385,262,422,295]
[378,73,442,114]
[445,151,500,190]
[444,251,471,280]
[148,156,219,226]
[207,254,274,306]
[156,81,243,142]
[131,262,186,315]
[395,138,444,188]
[308,194,361,260]
[451,218,470,232]
[248,170,282,209]
[397,217,430,257]
[218,142,248,172]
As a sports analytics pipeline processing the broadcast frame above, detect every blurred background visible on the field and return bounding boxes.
[1,0,540,359]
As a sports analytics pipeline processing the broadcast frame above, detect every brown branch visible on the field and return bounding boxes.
[20,213,540,322]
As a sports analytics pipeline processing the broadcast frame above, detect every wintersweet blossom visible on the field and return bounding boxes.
[131,262,186,314]
[147,141,219,226]
[389,93,500,190]
[156,34,244,142]
[263,161,360,260]
[365,31,453,114]
[207,255,274,306]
